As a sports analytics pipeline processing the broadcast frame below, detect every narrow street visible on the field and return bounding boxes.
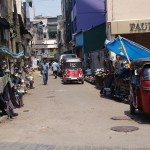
[0,71,150,149]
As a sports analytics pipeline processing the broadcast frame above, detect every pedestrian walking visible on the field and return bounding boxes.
[41,59,49,85]
[52,59,59,79]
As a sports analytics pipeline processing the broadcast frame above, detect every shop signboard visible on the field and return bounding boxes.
[130,22,150,32]
[111,19,150,34]
[32,57,38,69]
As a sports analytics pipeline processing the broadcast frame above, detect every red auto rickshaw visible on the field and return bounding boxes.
[62,58,84,84]
[130,58,150,115]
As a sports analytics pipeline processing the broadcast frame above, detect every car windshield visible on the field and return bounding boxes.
[142,65,150,80]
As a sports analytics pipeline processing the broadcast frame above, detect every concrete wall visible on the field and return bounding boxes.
[107,0,150,22]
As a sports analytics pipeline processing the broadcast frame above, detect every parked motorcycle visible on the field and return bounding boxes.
[13,84,24,107]
[23,65,34,89]
[10,72,24,107]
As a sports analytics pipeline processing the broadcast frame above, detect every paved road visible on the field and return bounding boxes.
[0,71,150,149]
[0,143,150,150]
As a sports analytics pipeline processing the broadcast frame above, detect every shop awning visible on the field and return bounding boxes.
[105,37,150,60]
[0,48,24,58]
[11,51,24,58]
[84,23,106,53]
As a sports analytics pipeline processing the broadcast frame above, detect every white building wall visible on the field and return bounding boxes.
[16,0,22,14]
[107,0,150,22]
[32,17,58,60]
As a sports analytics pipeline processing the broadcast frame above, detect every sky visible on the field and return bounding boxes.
[33,0,61,17]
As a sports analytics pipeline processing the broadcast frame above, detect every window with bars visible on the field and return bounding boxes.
[48,31,57,39]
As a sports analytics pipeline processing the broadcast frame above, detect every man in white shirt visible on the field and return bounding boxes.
[52,59,59,79]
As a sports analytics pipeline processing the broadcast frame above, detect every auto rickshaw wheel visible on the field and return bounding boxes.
[81,80,84,84]
[63,80,66,84]
[130,102,135,115]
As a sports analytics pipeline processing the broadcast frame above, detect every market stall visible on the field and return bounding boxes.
[84,68,96,84]
[102,36,150,101]
[0,47,25,118]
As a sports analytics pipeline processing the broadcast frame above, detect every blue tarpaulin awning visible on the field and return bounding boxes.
[105,37,150,60]
[0,48,24,58]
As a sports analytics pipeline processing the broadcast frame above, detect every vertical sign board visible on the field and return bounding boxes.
[32,57,38,69]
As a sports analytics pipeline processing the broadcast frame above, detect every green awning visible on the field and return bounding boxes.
[84,23,106,53]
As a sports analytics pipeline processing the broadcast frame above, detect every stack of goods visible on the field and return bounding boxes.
[94,68,106,76]
[94,68,107,89]
[84,69,95,84]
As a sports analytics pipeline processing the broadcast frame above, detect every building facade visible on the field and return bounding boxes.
[57,15,64,55]
[106,0,150,58]
[18,0,33,57]
[71,0,106,70]
[0,0,33,55]
[47,17,58,60]
[0,0,12,49]
[71,0,106,34]
[75,24,106,70]
[60,0,73,54]
[32,16,58,61]
[0,0,34,74]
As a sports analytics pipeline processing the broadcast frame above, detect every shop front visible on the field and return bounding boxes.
[32,44,58,62]
[109,19,150,49]
[83,23,106,70]
[82,23,106,87]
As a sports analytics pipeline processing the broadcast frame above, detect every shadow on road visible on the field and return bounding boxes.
[124,110,150,124]
[61,80,84,85]
[100,94,127,104]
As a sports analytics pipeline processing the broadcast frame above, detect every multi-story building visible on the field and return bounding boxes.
[57,15,64,55]
[61,0,73,54]
[71,0,106,70]
[71,0,106,34]
[47,17,58,60]
[0,0,11,49]
[32,16,58,62]
[0,0,34,74]
[15,0,33,57]
[0,0,25,54]
[106,0,150,59]
[31,16,48,61]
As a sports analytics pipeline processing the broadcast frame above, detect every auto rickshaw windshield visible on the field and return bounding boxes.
[64,62,82,69]
[142,64,150,80]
